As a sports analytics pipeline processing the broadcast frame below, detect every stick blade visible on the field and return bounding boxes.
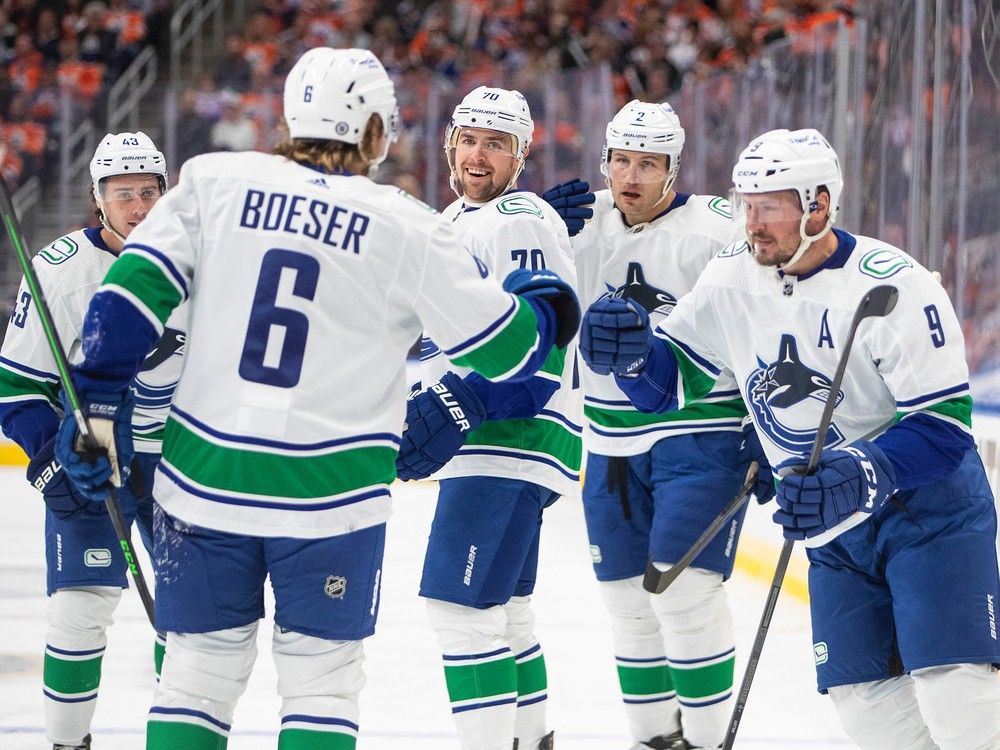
[861,284,899,319]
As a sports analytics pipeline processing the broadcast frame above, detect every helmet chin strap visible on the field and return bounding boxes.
[97,204,129,247]
[770,210,835,271]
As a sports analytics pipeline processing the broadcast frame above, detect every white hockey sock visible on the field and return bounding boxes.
[828,676,937,749]
[913,663,1000,750]
[600,577,680,743]
[44,587,119,746]
[648,566,734,748]
[504,596,548,747]
[427,599,517,750]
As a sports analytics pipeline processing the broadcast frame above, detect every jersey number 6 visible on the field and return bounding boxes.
[239,248,319,388]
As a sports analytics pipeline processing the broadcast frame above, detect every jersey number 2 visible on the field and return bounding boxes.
[239,248,319,388]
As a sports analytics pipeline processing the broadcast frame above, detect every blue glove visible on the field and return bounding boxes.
[738,422,775,504]
[579,296,653,376]
[541,179,594,237]
[54,387,135,503]
[503,267,580,348]
[396,372,486,481]
[26,436,106,519]
[773,440,896,541]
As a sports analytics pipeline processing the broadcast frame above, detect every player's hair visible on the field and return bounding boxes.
[273,113,386,175]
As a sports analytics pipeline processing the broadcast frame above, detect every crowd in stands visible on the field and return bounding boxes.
[0,0,168,189]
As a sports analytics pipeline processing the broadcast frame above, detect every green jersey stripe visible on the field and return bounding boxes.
[539,345,566,377]
[465,418,583,471]
[585,398,747,430]
[666,341,718,406]
[917,395,973,428]
[163,418,396,498]
[450,298,541,380]
[0,367,59,403]
[103,253,183,326]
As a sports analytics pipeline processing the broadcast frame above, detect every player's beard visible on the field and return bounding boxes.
[748,230,796,267]
[457,170,507,203]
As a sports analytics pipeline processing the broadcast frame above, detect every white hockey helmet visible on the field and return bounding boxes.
[731,128,842,266]
[445,85,533,197]
[283,47,399,166]
[601,100,685,191]
[90,131,167,199]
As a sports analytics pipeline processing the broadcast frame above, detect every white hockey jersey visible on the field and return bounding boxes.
[573,190,747,456]
[98,152,556,538]
[421,190,583,497]
[0,227,186,454]
[658,231,973,469]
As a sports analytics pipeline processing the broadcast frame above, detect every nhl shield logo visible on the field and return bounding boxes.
[325,575,347,599]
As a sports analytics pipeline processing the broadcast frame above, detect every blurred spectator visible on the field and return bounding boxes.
[32,7,60,63]
[0,9,17,66]
[57,34,105,109]
[8,32,42,92]
[176,88,213,167]
[216,34,253,92]
[211,91,257,152]
[77,2,116,67]
[194,73,223,120]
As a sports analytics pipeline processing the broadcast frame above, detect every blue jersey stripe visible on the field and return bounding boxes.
[442,297,517,356]
[124,243,190,300]
[896,383,969,408]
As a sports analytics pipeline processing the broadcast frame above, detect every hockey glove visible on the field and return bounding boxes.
[503,267,581,348]
[738,421,776,504]
[541,179,594,237]
[27,436,106,519]
[396,372,486,481]
[54,386,135,503]
[773,440,896,542]
[579,297,653,376]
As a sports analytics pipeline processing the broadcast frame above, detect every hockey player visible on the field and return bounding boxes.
[560,100,770,750]
[52,48,579,750]
[580,127,1000,749]
[0,131,177,750]
[396,86,580,750]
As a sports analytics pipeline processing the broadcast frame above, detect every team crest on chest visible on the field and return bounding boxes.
[603,262,677,315]
[745,334,845,455]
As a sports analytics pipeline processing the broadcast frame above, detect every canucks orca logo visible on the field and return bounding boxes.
[604,262,676,316]
[746,334,845,455]
[132,327,185,411]
[141,327,185,371]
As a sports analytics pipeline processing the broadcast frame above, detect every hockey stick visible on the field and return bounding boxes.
[722,284,898,750]
[0,174,156,627]
[643,461,759,594]
[642,413,897,595]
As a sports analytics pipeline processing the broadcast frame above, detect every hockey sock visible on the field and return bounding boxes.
[428,599,518,750]
[45,587,119,746]
[599,578,680,742]
[505,597,549,746]
[649,567,735,748]
[273,628,363,750]
[153,632,166,679]
[146,715,229,749]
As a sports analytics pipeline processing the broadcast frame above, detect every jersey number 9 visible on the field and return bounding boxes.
[239,248,319,388]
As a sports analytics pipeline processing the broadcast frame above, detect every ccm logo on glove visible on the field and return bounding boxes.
[431,381,474,431]
[840,445,878,509]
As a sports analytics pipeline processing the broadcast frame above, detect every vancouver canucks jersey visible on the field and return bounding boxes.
[420,190,583,497]
[0,227,185,455]
[95,152,555,538]
[573,189,747,456]
[658,230,973,469]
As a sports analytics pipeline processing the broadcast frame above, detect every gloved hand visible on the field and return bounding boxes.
[773,440,896,541]
[26,436,107,519]
[396,372,486,481]
[503,267,580,348]
[54,386,135,503]
[579,296,653,376]
[738,421,775,504]
[541,179,595,237]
